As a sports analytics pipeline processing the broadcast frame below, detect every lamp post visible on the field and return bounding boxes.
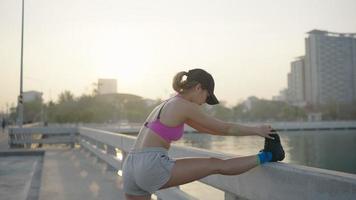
[17,0,25,127]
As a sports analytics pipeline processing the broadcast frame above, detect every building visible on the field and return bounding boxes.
[98,79,117,95]
[23,91,43,102]
[304,30,356,105]
[272,88,288,102]
[243,96,259,111]
[288,56,306,107]
[287,72,292,103]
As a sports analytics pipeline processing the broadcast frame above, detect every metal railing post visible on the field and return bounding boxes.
[106,144,117,171]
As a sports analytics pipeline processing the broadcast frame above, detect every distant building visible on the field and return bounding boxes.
[286,73,292,103]
[288,56,306,107]
[272,89,288,102]
[305,30,356,105]
[23,91,43,102]
[277,29,356,107]
[243,96,259,111]
[98,79,117,94]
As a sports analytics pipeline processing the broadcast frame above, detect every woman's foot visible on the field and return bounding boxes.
[262,133,285,162]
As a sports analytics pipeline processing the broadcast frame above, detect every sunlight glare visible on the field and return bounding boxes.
[94,40,152,91]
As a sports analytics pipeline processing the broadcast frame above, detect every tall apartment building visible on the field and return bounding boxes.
[287,57,306,106]
[304,30,356,105]
[98,79,117,94]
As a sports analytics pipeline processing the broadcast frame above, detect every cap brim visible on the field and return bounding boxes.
[206,93,219,105]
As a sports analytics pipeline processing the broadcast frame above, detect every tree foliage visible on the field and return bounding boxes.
[230,96,307,122]
[46,92,159,123]
[9,93,356,124]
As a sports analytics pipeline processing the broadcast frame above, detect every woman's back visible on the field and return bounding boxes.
[132,95,187,150]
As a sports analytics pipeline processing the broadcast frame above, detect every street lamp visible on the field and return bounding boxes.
[16,0,25,127]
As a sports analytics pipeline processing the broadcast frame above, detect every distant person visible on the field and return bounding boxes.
[122,68,285,200]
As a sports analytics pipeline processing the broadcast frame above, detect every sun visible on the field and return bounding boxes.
[95,51,151,92]
[97,65,147,87]
[92,33,154,92]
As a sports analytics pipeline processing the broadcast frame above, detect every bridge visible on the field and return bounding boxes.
[1,126,356,200]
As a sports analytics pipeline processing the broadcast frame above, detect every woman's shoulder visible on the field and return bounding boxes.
[171,96,196,107]
[169,96,201,116]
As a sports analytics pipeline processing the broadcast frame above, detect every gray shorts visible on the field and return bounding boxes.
[122,147,176,196]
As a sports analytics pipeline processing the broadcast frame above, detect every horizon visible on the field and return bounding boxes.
[1,0,356,111]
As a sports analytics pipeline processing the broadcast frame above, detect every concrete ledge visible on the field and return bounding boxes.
[170,145,356,200]
[26,153,44,200]
[0,149,45,156]
[11,138,75,145]
[9,127,77,135]
[0,150,44,200]
[156,187,198,200]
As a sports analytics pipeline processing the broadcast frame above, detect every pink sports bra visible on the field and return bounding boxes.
[144,95,184,142]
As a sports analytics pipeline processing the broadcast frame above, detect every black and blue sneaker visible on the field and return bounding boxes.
[261,131,285,162]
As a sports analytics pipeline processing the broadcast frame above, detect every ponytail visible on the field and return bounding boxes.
[172,70,199,93]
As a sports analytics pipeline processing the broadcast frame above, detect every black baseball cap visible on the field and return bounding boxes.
[187,69,219,105]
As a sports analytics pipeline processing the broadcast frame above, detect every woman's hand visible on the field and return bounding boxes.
[253,125,275,139]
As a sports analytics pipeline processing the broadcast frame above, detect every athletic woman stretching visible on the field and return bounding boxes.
[122,68,284,200]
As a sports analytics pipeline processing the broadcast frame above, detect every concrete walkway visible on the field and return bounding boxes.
[0,153,42,200]
[39,148,125,200]
[1,130,126,200]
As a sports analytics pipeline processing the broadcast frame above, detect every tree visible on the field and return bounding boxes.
[232,97,307,122]
[23,97,43,123]
[58,91,75,104]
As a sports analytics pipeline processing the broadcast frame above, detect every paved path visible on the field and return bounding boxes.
[1,131,126,200]
[0,154,42,200]
[39,148,125,200]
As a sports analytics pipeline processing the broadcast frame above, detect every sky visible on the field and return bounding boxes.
[1,0,356,111]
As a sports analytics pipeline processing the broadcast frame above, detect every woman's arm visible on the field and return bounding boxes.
[186,118,256,136]
[185,119,219,135]
[184,102,274,139]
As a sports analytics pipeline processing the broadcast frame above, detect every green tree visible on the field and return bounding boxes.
[23,96,43,123]
[58,90,75,104]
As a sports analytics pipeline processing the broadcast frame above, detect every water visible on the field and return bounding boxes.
[175,130,356,174]
[173,130,356,199]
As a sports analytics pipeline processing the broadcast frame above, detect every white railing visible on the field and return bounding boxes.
[42,121,356,133]
[8,127,77,148]
[244,121,356,131]
[78,127,356,200]
[8,126,356,200]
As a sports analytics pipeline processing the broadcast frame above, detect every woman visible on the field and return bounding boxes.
[122,68,284,200]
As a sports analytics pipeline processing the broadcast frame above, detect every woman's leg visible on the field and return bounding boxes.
[160,155,259,189]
